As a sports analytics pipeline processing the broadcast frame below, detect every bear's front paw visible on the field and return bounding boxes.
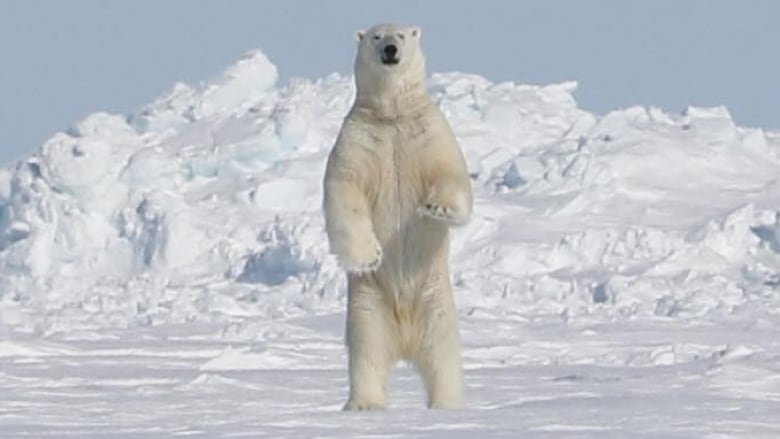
[418,182,471,226]
[419,202,455,221]
[339,240,383,274]
[418,201,468,226]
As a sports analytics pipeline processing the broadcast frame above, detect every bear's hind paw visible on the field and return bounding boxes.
[343,398,387,411]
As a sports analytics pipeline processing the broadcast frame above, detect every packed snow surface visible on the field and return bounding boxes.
[1,50,779,437]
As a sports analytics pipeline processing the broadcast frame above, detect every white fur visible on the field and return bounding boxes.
[322,23,473,410]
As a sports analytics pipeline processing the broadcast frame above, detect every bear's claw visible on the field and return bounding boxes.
[419,202,461,224]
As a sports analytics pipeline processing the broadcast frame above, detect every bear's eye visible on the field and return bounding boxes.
[372,34,382,41]
[397,32,405,40]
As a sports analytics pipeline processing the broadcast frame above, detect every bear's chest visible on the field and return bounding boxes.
[371,120,429,209]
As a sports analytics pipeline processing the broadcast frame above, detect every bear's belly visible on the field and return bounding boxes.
[371,180,448,300]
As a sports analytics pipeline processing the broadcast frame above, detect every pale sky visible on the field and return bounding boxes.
[1,0,778,165]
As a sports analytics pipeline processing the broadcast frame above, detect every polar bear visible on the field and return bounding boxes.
[322,23,473,410]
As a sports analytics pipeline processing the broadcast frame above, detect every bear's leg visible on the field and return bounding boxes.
[343,277,395,411]
[414,285,465,409]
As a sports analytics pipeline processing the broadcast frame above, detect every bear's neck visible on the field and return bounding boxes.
[354,75,429,121]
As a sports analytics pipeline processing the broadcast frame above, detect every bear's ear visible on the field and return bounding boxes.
[410,26,421,39]
[355,30,366,42]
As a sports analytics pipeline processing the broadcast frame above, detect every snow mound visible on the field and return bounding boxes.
[1,50,779,336]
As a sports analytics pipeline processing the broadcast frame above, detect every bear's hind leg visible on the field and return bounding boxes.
[343,279,396,411]
[414,289,465,409]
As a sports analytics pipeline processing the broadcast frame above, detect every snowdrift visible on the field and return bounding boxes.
[1,50,779,336]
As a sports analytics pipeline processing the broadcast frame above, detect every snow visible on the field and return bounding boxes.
[1,49,780,437]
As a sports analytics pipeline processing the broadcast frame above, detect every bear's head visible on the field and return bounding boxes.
[356,23,422,68]
[353,23,426,98]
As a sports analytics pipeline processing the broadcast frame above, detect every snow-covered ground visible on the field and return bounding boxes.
[1,50,779,438]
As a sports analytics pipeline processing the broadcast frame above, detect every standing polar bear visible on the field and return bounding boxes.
[322,23,473,410]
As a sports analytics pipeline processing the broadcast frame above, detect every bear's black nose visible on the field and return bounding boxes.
[383,44,398,58]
